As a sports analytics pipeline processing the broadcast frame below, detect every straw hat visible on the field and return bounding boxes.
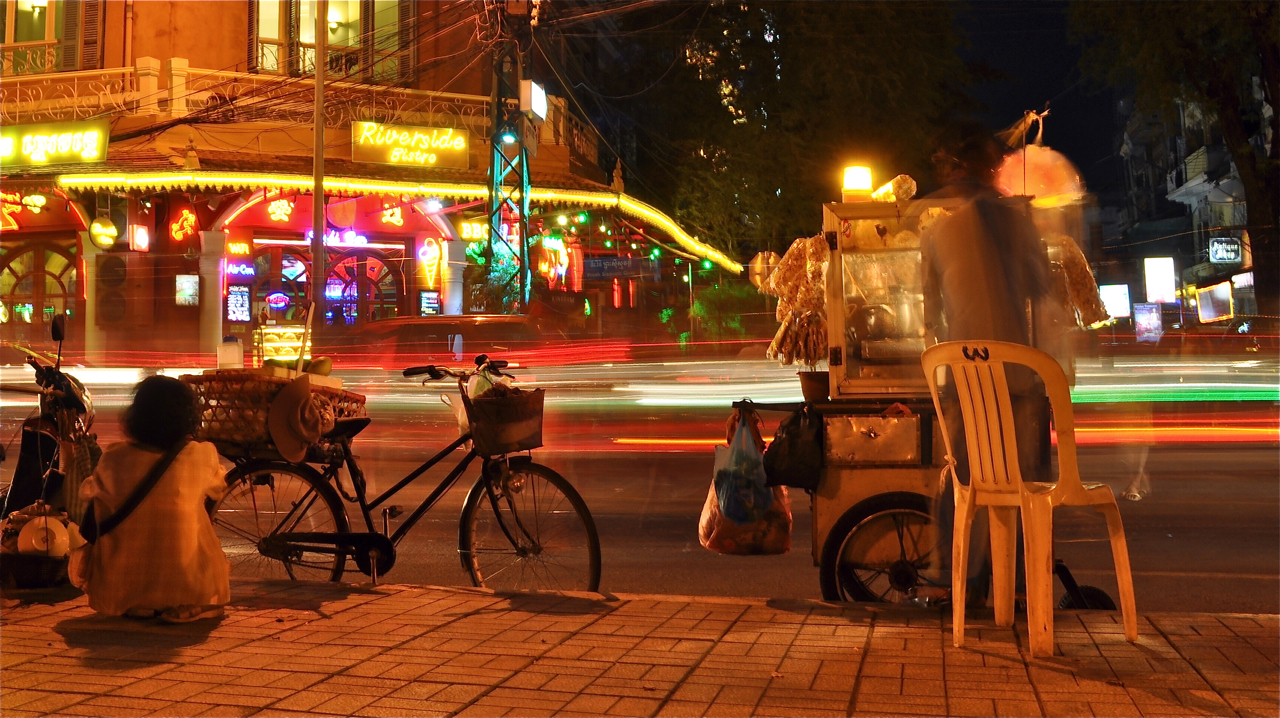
[268,375,334,462]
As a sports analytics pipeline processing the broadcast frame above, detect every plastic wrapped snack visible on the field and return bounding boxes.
[1044,232,1108,327]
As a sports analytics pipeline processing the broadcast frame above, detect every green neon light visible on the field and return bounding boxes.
[1071,384,1280,403]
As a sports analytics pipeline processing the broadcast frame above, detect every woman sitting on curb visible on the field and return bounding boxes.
[72,376,229,623]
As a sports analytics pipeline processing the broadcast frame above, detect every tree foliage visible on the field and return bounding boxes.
[1071,1,1280,323]
[575,1,968,260]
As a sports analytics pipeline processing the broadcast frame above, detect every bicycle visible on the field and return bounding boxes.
[210,356,601,592]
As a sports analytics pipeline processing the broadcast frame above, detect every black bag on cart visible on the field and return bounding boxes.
[763,404,823,491]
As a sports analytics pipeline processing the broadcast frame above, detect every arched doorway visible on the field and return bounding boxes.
[0,241,79,344]
[325,251,403,326]
[249,247,312,322]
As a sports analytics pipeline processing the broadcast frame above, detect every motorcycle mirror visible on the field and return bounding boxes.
[51,314,66,343]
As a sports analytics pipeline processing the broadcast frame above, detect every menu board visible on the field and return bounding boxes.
[227,285,252,322]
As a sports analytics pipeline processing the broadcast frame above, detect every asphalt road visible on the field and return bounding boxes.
[2,358,1276,614]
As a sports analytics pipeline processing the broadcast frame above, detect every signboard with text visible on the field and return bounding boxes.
[351,121,469,169]
[1209,237,1242,264]
[583,257,659,281]
[1,120,109,167]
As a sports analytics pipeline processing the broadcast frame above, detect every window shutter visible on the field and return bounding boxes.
[397,0,415,86]
[60,0,82,71]
[360,0,373,82]
[247,0,259,72]
[286,0,300,76]
[81,0,103,70]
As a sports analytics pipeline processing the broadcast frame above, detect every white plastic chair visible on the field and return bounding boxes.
[922,341,1137,657]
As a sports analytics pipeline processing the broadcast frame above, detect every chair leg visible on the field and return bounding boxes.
[988,505,1018,628]
[1021,498,1055,657]
[952,496,973,649]
[1097,502,1139,642]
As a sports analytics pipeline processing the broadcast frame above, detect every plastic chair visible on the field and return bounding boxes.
[921,341,1137,657]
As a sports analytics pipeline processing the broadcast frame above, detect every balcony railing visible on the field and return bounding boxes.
[1,56,489,132]
[1,41,61,78]
[257,40,399,84]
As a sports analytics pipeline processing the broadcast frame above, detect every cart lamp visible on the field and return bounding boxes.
[843,165,872,202]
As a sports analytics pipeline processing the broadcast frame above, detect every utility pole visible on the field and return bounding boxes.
[311,0,328,336]
[487,1,532,313]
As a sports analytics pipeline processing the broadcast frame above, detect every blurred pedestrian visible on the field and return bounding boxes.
[71,376,229,623]
[918,119,1055,606]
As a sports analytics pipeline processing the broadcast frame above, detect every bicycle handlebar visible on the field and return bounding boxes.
[402,357,512,382]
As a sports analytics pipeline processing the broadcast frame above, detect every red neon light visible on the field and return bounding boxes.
[170,208,198,242]
[612,278,621,308]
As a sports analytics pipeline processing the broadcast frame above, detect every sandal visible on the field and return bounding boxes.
[159,605,225,624]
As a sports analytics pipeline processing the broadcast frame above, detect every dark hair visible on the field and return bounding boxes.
[931,119,1005,183]
[124,376,198,451]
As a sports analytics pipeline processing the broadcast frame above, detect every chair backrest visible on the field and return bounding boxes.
[921,341,1082,499]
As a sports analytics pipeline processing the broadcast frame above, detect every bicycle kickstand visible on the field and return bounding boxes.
[369,550,380,586]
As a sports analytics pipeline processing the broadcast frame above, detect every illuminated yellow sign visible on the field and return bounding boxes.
[0,191,21,231]
[381,205,404,226]
[352,121,469,169]
[1,120,109,167]
[418,238,442,289]
[90,218,118,248]
[267,199,293,222]
[459,221,490,240]
[226,241,252,255]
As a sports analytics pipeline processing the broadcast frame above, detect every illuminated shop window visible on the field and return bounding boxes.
[254,0,401,80]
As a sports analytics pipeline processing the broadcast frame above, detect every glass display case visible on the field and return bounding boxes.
[822,200,935,397]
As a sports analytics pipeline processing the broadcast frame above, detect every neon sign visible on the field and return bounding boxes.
[418,238,442,289]
[170,208,197,242]
[226,262,255,278]
[351,121,470,169]
[266,292,291,310]
[89,218,118,248]
[0,120,109,166]
[1,191,23,231]
[305,228,367,246]
[381,206,404,226]
[268,199,294,222]
[226,241,252,255]
[21,194,46,213]
[460,221,489,240]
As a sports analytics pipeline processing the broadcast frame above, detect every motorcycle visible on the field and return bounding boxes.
[1,314,96,520]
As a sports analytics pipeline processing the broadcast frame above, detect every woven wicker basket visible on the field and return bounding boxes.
[182,371,366,456]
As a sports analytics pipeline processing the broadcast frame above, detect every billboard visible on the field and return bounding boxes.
[1097,284,1131,319]
[0,120,110,167]
[1195,281,1233,323]
[1133,303,1162,343]
[1144,257,1177,304]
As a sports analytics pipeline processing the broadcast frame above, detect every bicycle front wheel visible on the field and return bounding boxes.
[214,461,349,582]
[459,462,601,592]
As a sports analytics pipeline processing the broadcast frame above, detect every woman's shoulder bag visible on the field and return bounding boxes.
[80,440,189,544]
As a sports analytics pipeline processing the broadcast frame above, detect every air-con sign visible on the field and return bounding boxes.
[351,121,469,169]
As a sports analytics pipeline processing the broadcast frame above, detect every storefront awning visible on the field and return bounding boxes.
[55,170,743,273]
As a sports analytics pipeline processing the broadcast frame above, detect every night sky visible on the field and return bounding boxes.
[954,1,1120,197]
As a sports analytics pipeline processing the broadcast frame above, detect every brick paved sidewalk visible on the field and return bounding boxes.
[2,580,1277,718]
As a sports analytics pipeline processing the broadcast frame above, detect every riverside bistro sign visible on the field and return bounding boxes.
[1,120,110,166]
[351,121,469,169]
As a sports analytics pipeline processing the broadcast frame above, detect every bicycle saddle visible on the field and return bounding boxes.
[324,417,371,441]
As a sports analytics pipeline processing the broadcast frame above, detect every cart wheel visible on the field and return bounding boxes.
[1057,585,1117,610]
[819,492,941,603]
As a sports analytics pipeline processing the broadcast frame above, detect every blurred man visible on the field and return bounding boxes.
[919,120,1054,606]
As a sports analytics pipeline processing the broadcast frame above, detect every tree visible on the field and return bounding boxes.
[1071,1,1279,326]
[555,2,970,259]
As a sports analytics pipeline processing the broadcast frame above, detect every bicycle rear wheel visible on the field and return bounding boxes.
[459,462,601,592]
[214,461,348,582]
